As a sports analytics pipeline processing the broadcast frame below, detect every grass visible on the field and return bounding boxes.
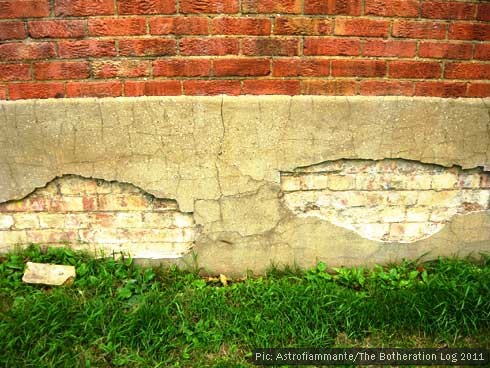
[0,245,489,367]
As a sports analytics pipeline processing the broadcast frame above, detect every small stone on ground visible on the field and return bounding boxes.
[22,262,76,286]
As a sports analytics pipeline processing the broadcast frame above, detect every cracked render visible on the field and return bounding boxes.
[0,96,489,275]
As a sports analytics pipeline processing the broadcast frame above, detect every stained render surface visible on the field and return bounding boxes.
[0,96,489,274]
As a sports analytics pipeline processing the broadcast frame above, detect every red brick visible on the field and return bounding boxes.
[55,0,113,16]
[272,58,330,77]
[449,23,490,41]
[28,20,86,39]
[0,64,31,81]
[361,80,413,96]
[9,82,64,100]
[213,17,270,35]
[153,59,211,77]
[0,0,49,18]
[149,17,209,35]
[117,0,175,14]
[477,4,490,22]
[475,44,490,61]
[242,0,301,14]
[34,61,89,80]
[362,40,416,57]
[180,38,239,55]
[418,42,472,59]
[242,80,300,95]
[365,0,419,17]
[88,18,146,37]
[467,83,490,97]
[81,197,96,211]
[332,60,386,77]
[335,18,390,37]
[183,80,240,95]
[304,0,361,15]
[180,0,238,13]
[124,81,181,96]
[389,61,441,79]
[0,22,26,40]
[58,40,116,58]
[27,230,78,243]
[445,62,490,80]
[304,37,360,56]
[274,17,331,35]
[421,1,475,20]
[92,60,150,78]
[66,82,122,98]
[301,80,358,95]
[119,39,176,56]
[0,85,6,99]
[214,58,270,76]
[241,38,299,56]
[414,81,466,97]
[0,42,56,61]
[393,20,446,39]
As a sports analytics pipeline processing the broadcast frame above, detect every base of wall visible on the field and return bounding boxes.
[1,96,489,274]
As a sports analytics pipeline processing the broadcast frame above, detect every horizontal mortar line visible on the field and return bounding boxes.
[2,15,489,21]
[5,56,490,63]
[4,34,490,40]
[5,77,490,82]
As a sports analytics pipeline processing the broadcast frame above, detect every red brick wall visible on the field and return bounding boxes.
[0,0,489,99]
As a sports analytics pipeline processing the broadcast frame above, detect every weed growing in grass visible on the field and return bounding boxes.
[0,245,489,367]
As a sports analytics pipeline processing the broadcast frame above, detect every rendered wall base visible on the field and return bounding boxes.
[0,96,489,275]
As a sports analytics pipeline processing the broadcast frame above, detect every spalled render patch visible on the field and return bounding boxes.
[0,176,196,259]
[282,159,490,243]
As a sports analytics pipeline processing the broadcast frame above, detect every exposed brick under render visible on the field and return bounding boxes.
[282,159,490,243]
[0,0,489,99]
[0,176,196,259]
[1,160,489,257]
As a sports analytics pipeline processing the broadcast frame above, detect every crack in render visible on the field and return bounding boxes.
[98,101,106,155]
[218,95,225,157]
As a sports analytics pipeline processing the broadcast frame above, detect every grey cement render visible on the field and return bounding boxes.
[1,96,489,275]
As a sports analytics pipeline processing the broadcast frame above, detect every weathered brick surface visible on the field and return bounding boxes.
[0,0,488,98]
[365,0,419,17]
[149,17,209,35]
[34,61,90,80]
[0,0,50,18]
[282,159,490,243]
[28,20,86,39]
[154,59,211,77]
[118,0,176,15]
[0,176,196,259]
[304,0,361,15]
[0,22,27,40]
[65,82,122,97]
[92,60,151,78]
[124,80,181,96]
